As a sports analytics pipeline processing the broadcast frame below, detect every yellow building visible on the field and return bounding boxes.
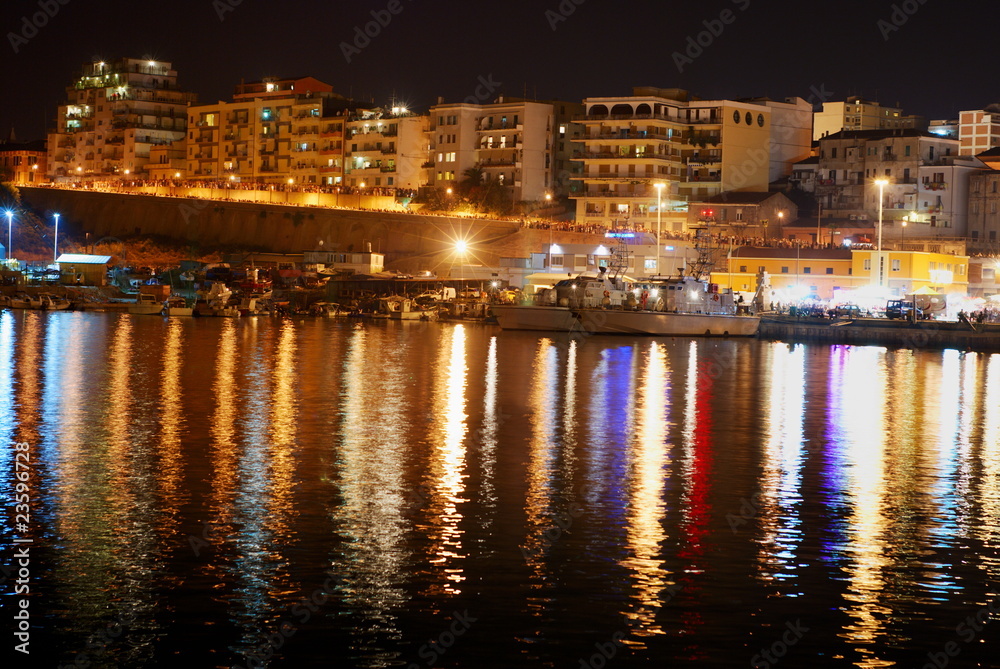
[852,248,969,295]
[712,247,854,300]
[711,246,969,300]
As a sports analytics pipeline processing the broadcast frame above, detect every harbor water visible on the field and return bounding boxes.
[2,311,998,668]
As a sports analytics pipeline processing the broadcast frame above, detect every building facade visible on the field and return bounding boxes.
[570,87,812,232]
[0,140,46,184]
[185,77,354,186]
[958,106,1000,156]
[47,58,197,180]
[815,129,977,238]
[813,97,926,141]
[345,107,428,190]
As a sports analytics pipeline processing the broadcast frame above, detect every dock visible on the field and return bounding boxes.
[759,315,1000,351]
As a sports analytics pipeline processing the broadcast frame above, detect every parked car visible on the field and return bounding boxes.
[885,299,923,320]
[832,304,863,318]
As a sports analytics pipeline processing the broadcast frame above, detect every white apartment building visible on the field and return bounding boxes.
[345,107,429,190]
[48,58,196,180]
[571,87,812,232]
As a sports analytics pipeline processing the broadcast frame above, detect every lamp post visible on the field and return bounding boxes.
[53,213,60,262]
[875,178,889,288]
[654,182,665,276]
[902,217,908,246]
[5,210,12,261]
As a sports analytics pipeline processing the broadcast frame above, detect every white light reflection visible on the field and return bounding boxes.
[830,346,893,665]
[757,343,806,585]
[623,341,672,639]
[425,325,469,595]
[335,325,410,632]
[479,336,499,513]
[523,339,560,571]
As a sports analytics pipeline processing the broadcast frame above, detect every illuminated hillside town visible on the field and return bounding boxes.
[3,18,1000,666]
[1,56,998,334]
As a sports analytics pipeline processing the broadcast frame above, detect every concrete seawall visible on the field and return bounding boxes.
[759,316,1000,351]
[18,187,605,272]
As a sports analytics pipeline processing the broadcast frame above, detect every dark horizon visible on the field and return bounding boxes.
[2,0,997,141]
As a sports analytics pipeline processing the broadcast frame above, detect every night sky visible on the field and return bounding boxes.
[2,0,996,141]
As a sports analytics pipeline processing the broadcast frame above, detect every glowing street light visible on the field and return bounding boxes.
[53,213,60,262]
[874,178,889,288]
[5,210,12,261]
[654,182,665,276]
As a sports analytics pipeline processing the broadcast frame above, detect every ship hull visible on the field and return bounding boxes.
[492,305,759,337]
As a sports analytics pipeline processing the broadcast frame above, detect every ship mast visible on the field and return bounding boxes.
[686,227,722,279]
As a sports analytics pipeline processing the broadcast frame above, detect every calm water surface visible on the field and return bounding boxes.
[1,311,999,668]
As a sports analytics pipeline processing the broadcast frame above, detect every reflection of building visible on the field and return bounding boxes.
[571,87,812,232]
[47,58,197,180]
[0,139,46,184]
[814,97,926,140]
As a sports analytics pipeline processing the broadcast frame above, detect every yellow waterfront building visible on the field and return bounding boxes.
[712,244,969,300]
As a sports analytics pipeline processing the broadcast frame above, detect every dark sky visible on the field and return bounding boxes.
[1,0,996,141]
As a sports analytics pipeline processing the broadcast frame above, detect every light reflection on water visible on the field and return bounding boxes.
[2,313,999,668]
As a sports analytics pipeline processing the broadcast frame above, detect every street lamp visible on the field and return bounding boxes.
[5,210,12,261]
[358,182,366,209]
[901,217,908,247]
[654,182,665,276]
[875,178,889,288]
[53,213,60,262]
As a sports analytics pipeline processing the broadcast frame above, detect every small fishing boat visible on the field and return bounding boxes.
[162,296,193,317]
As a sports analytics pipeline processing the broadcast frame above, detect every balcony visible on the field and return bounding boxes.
[579,132,672,142]
[321,131,343,138]
[574,151,672,161]
[925,182,947,190]
[380,166,396,173]
[380,147,396,154]
[573,112,687,123]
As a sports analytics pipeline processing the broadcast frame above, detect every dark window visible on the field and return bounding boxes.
[826,268,833,274]
[745,112,753,125]
[804,267,812,274]
[733,110,740,123]
[781,267,789,273]
[739,265,747,272]
[757,114,765,127]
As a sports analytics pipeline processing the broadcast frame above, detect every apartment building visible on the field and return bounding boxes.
[427,97,583,201]
[813,97,926,141]
[815,129,978,238]
[571,87,812,232]
[47,58,197,180]
[966,151,1000,249]
[0,140,46,184]
[958,105,1000,156]
[185,77,355,185]
[345,107,429,190]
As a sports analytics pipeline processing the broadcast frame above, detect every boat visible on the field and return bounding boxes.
[37,293,72,310]
[162,295,193,317]
[128,293,164,315]
[491,231,761,337]
[8,294,44,309]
